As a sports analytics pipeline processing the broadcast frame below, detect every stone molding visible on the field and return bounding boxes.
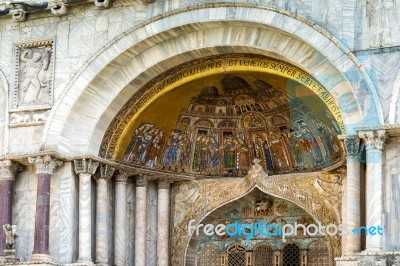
[28,155,63,175]
[358,130,387,150]
[0,160,24,181]
[158,179,171,190]
[94,164,115,181]
[74,158,99,176]
[115,171,129,183]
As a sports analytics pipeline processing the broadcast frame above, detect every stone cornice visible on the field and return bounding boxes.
[28,155,63,175]
[73,158,99,176]
[0,160,24,181]
[0,0,159,21]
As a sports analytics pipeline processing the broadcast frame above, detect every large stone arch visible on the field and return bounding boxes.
[173,164,341,266]
[0,70,8,156]
[41,3,383,157]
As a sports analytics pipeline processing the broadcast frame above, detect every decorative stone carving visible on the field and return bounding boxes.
[358,130,387,150]
[340,136,362,156]
[0,160,23,180]
[28,155,63,174]
[73,158,99,175]
[172,160,341,265]
[95,164,115,181]
[275,203,289,216]
[158,179,171,190]
[9,110,49,127]
[254,197,272,216]
[2,224,18,249]
[95,0,110,9]
[136,175,148,187]
[13,39,54,111]
[115,171,129,183]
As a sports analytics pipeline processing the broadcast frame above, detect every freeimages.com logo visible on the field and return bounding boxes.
[188,219,383,241]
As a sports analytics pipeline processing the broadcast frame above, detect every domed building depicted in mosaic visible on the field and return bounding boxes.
[0,0,400,266]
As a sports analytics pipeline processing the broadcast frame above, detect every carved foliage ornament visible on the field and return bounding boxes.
[0,160,23,181]
[73,159,99,175]
[95,164,115,181]
[28,155,63,175]
[358,130,387,150]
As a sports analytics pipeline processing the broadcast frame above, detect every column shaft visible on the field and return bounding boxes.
[157,181,170,266]
[365,148,383,250]
[135,177,147,266]
[78,173,92,262]
[33,173,51,255]
[114,174,128,266]
[345,154,361,253]
[95,178,109,265]
[0,180,14,256]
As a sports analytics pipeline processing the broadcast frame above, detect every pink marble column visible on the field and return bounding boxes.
[340,136,362,254]
[0,160,22,259]
[114,172,128,266]
[94,165,114,266]
[359,130,387,252]
[157,180,171,266]
[74,159,99,264]
[135,176,148,266]
[29,155,63,262]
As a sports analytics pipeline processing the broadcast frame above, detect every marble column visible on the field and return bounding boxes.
[359,130,387,252]
[157,180,170,266]
[341,136,362,254]
[73,159,99,264]
[114,172,128,266]
[135,176,148,266]
[28,155,63,262]
[94,165,114,266]
[0,160,22,258]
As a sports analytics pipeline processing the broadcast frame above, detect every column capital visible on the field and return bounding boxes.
[94,164,115,181]
[74,158,99,175]
[158,179,171,190]
[0,160,24,181]
[339,135,363,156]
[358,130,387,150]
[115,171,129,183]
[136,175,148,187]
[28,155,63,175]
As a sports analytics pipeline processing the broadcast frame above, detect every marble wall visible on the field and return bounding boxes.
[383,136,400,251]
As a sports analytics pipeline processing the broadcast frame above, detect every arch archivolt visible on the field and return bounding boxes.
[42,3,382,157]
[171,162,343,266]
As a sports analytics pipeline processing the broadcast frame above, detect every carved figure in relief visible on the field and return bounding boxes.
[10,112,30,124]
[174,184,200,226]
[314,174,342,218]
[3,224,18,249]
[32,111,49,122]
[19,48,51,105]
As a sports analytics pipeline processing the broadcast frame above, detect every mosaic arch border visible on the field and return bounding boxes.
[41,3,383,157]
[176,172,338,266]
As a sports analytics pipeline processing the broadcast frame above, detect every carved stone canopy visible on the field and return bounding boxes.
[28,155,63,175]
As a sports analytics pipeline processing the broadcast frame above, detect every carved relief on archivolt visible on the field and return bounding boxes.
[12,39,54,110]
[171,161,342,265]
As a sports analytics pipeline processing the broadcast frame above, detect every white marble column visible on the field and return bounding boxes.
[135,176,148,266]
[359,130,387,252]
[114,172,128,266]
[340,136,362,254]
[157,180,171,266]
[94,165,114,266]
[74,159,99,264]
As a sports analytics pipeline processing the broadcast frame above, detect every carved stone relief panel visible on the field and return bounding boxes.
[10,38,54,127]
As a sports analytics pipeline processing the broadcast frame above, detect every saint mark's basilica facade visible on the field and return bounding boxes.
[0,0,400,265]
